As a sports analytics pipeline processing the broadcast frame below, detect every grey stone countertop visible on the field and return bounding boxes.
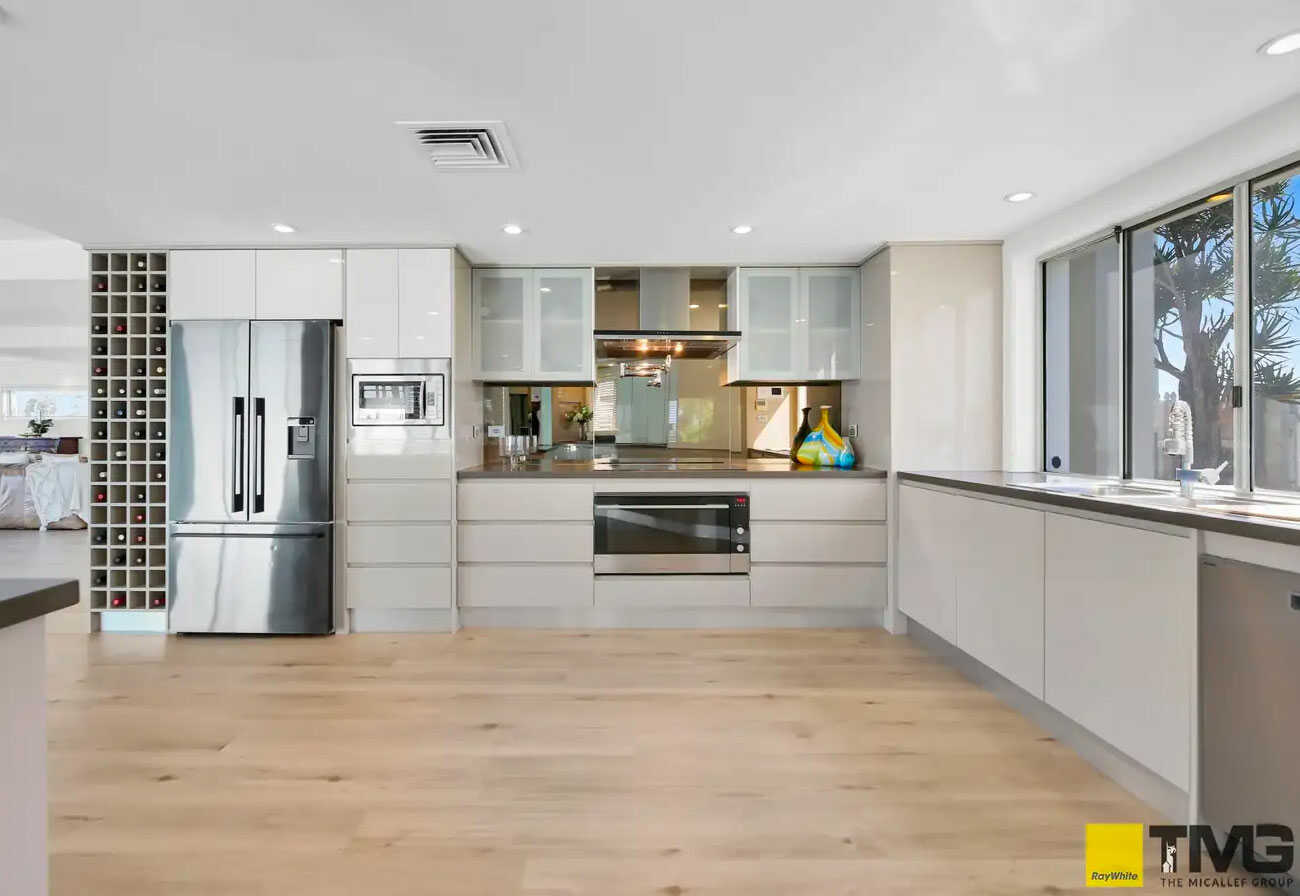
[0,578,79,631]
[898,470,1300,547]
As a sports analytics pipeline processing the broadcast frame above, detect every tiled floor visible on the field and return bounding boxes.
[1,528,88,632]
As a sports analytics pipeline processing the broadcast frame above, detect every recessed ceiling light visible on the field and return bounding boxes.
[271,223,296,233]
[502,224,523,235]
[540,287,551,293]
[1003,192,1035,203]
[1259,30,1300,55]
[717,303,728,309]
[731,224,753,235]
[688,303,701,310]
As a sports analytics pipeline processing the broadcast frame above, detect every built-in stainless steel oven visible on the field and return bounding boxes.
[349,359,448,440]
[593,493,750,574]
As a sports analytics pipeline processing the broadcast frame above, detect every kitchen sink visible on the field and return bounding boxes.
[1009,481,1170,498]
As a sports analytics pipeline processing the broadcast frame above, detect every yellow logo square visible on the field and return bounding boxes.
[1085,823,1144,888]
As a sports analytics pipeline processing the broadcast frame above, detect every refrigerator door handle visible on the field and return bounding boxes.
[232,397,245,512]
[253,397,266,514]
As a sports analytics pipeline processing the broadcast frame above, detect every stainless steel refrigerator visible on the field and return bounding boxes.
[167,320,335,634]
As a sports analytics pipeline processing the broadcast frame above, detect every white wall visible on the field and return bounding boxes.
[1003,91,1300,471]
[0,236,88,439]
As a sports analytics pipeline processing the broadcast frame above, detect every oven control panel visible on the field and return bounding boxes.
[730,495,751,554]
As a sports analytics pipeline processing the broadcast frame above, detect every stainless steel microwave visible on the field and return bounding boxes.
[349,359,448,435]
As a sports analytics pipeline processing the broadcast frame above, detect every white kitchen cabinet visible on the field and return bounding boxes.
[954,497,1045,698]
[254,249,344,319]
[801,268,861,379]
[473,268,529,378]
[897,484,960,642]
[472,267,594,381]
[398,249,452,358]
[344,249,399,356]
[728,267,860,382]
[1044,513,1194,787]
[169,250,255,320]
[345,248,452,358]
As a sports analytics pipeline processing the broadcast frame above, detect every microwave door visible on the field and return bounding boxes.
[168,320,250,522]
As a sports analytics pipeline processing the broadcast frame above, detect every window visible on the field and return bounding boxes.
[1,387,89,420]
[1043,237,1122,475]
[1251,164,1300,492]
[1128,196,1236,484]
[1042,157,1300,494]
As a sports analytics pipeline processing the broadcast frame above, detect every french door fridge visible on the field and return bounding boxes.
[168,320,335,634]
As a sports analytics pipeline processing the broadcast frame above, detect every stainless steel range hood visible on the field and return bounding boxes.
[594,268,739,361]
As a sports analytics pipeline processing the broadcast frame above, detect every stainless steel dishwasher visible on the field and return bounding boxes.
[1200,554,1300,882]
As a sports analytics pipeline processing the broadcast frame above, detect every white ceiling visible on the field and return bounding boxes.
[1,0,1298,265]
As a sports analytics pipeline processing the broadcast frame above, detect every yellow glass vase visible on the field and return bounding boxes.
[795,406,855,468]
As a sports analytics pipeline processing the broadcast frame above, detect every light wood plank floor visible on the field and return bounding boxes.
[45,628,1220,895]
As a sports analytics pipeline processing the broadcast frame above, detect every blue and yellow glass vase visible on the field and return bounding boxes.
[795,405,855,468]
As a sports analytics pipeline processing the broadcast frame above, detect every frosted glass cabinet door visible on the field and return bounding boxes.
[473,269,529,378]
[802,268,860,379]
[739,268,799,379]
[533,268,593,380]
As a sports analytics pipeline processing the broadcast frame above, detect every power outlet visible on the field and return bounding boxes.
[847,423,859,439]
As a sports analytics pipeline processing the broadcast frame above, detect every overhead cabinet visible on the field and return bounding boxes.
[726,266,860,382]
[344,248,452,358]
[472,268,594,381]
[169,249,343,321]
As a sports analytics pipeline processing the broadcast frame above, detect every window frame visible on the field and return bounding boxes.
[0,386,89,420]
[1039,150,1300,496]
[1039,230,1124,476]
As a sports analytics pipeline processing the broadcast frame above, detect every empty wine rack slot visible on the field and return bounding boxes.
[88,250,168,628]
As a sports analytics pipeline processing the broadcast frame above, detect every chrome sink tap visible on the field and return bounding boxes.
[1175,461,1229,499]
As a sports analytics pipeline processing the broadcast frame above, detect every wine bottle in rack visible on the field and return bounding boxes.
[113,407,126,419]
[110,594,125,608]
[133,554,145,566]
[93,573,106,586]
[152,322,165,334]
[94,385,105,396]
[94,428,106,439]
[133,512,144,523]
[134,490,145,502]
[154,470,165,481]
[134,408,145,417]
[151,387,165,396]
[112,552,125,566]
[133,427,145,439]
[154,365,165,375]
[153,343,165,354]
[93,365,106,376]
[96,470,107,480]
[153,301,165,313]
[94,408,106,419]
[92,532,106,545]
[113,448,126,460]
[153,429,164,439]
[114,532,125,544]
[95,491,106,503]
[93,344,106,355]
[134,533,146,545]
[134,364,145,376]
[134,257,146,270]
[114,323,127,334]
[133,385,144,397]
[150,596,165,609]
[152,449,164,460]
[92,321,106,334]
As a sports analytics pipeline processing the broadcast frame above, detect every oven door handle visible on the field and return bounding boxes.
[598,504,732,511]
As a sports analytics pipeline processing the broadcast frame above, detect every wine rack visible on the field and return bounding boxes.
[89,251,169,627]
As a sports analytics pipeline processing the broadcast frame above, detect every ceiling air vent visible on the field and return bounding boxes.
[399,121,516,170]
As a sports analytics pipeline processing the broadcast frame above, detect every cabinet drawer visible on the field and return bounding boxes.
[459,522,592,563]
[346,566,451,609]
[457,480,593,521]
[749,480,885,521]
[594,575,749,607]
[347,523,450,564]
[749,522,885,563]
[458,565,593,607]
[347,448,451,481]
[347,481,451,521]
[750,565,886,608]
